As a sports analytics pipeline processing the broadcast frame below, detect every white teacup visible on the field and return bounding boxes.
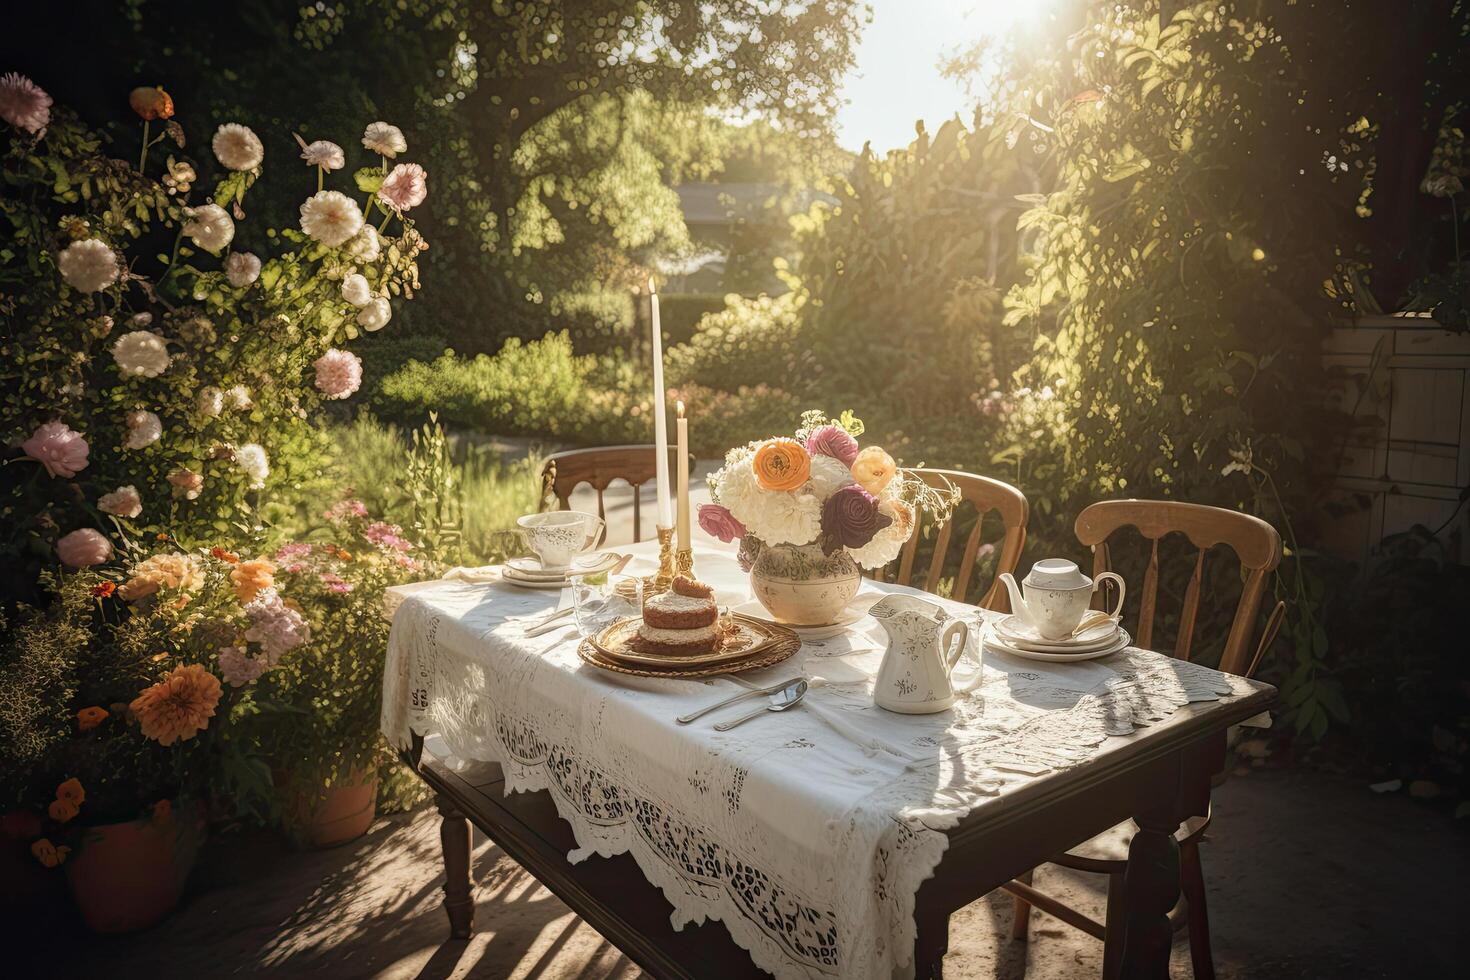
[516,511,605,571]
[998,559,1125,641]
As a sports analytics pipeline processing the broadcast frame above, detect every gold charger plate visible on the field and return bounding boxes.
[577,615,800,678]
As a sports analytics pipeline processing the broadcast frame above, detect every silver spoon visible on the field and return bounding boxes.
[677,676,806,725]
[713,679,809,731]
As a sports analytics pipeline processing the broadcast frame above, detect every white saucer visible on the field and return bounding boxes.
[994,614,1120,652]
[983,626,1131,662]
[501,569,570,590]
[505,556,573,579]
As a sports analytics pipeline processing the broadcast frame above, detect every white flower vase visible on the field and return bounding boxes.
[749,542,860,626]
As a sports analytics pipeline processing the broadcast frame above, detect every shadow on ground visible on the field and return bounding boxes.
[14,761,1466,978]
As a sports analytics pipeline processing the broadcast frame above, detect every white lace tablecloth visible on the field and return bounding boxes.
[382,544,1263,980]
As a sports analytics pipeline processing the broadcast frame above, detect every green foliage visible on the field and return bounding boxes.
[656,293,729,347]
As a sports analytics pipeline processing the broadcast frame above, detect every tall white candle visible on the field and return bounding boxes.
[676,401,690,551]
[650,278,672,528]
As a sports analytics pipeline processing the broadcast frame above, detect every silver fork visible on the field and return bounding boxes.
[676,677,805,725]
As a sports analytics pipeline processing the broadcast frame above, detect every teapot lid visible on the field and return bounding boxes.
[1024,559,1090,590]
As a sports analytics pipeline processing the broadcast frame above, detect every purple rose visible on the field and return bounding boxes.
[698,503,746,543]
[820,484,892,554]
[805,425,859,468]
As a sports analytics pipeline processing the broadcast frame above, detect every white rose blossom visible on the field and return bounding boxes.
[225,251,261,288]
[212,123,264,171]
[57,239,119,293]
[236,443,270,488]
[197,386,224,417]
[98,485,143,519]
[123,410,162,450]
[345,225,381,263]
[341,273,373,307]
[362,121,406,158]
[356,296,392,331]
[299,190,364,248]
[111,330,171,378]
[225,384,254,411]
[183,204,235,254]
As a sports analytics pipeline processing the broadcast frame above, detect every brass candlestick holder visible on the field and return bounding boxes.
[675,547,694,580]
[644,525,677,598]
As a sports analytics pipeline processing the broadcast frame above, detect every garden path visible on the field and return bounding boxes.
[27,767,1464,979]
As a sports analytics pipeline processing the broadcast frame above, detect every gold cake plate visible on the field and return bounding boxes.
[577,614,801,678]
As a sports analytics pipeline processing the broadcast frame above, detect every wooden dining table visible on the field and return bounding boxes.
[384,543,1275,980]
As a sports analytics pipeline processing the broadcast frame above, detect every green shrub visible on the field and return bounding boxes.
[658,293,730,345]
[666,292,812,391]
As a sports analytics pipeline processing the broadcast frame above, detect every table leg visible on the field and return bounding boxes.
[914,909,950,980]
[1117,800,1181,979]
[437,794,475,939]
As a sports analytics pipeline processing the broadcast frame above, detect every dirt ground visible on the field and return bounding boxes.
[12,766,1464,980]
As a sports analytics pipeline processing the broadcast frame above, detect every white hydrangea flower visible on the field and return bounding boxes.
[212,123,263,171]
[225,251,261,288]
[362,121,406,158]
[123,410,162,450]
[225,384,254,411]
[236,442,269,488]
[356,296,392,331]
[340,273,373,307]
[299,190,364,248]
[111,330,171,378]
[183,204,235,254]
[196,386,224,417]
[717,455,822,546]
[57,239,119,293]
[806,454,855,501]
[345,225,380,263]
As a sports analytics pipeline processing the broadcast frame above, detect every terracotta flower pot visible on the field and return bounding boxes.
[65,802,204,934]
[283,769,378,849]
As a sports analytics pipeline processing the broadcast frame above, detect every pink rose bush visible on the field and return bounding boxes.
[22,422,89,478]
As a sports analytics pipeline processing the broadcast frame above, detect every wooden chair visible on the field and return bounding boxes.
[871,468,1028,611]
[539,445,686,545]
[1003,499,1287,980]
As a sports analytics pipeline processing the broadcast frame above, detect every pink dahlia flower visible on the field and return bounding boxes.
[313,348,363,400]
[57,528,112,568]
[22,421,89,478]
[379,163,427,213]
[806,424,860,468]
[0,72,51,134]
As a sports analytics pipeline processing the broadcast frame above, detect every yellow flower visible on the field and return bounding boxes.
[48,799,79,823]
[850,447,897,496]
[751,438,811,492]
[230,558,275,603]
[31,838,70,868]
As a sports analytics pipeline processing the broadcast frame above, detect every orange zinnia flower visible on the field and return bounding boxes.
[751,438,812,492]
[129,85,174,121]
[129,664,222,746]
[211,547,240,564]
[77,706,109,731]
[47,799,79,823]
[91,581,117,598]
[230,558,275,603]
[31,838,69,868]
[56,778,85,806]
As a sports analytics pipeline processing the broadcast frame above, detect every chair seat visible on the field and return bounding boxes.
[1052,810,1211,873]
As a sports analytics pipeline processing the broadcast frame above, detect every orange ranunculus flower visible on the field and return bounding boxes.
[230,558,275,603]
[153,799,172,821]
[56,778,85,806]
[130,664,222,746]
[211,547,240,564]
[118,553,205,600]
[77,707,109,731]
[91,581,116,598]
[850,447,897,496]
[47,799,79,823]
[31,838,69,868]
[752,438,811,492]
[129,85,174,121]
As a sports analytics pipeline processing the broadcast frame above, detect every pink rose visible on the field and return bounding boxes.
[21,421,89,478]
[379,163,427,213]
[313,348,363,400]
[57,528,112,568]
[805,425,859,468]
[97,485,143,519]
[697,503,746,543]
[168,467,204,500]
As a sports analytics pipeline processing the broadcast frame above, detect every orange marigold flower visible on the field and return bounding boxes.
[230,558,275,603]
[336,550,353,561]
[129,664,222,746]
[129,85,174,121]
[56,778,85,806]
[211,547,240,564]
[47,799,79,823]
[31,838,69,868]
[850,447,897,497]
[77,707,109,731]
[152,799,172,821]
[91,581,117,598]
[751,438,812,492]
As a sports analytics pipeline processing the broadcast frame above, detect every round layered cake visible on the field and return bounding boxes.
[633,575,721,656]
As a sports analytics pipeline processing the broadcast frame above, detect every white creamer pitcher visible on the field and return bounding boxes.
[870,594,971,714]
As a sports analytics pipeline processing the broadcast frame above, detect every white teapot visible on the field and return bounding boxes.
[998,559,1125,641]
[870,594,971,714]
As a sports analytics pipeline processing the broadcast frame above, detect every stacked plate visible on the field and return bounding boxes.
[577,614,801,678]
[501,553,620,590]
[982,614,1130,663]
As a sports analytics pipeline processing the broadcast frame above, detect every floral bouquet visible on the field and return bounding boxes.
[699,411,955,623]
